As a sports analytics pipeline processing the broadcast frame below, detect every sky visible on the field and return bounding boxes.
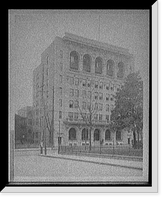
[9,9,149,130]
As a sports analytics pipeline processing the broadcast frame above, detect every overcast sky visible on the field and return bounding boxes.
[9,10,149,130]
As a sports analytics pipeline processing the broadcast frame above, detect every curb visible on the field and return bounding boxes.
[40,154,143,171]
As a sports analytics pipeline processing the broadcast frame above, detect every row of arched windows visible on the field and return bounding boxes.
[68,128,122,141]
[70,51,125,78]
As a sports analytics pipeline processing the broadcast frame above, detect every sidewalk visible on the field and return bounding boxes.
[40,150,143,171]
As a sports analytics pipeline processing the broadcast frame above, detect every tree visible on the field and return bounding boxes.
[75,80,99,151]
[110,71,143,148]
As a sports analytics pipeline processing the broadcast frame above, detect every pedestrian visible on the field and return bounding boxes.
[40,141,43,154]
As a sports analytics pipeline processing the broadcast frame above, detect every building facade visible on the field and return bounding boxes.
[33,32,135,147]
[17,106,40,144]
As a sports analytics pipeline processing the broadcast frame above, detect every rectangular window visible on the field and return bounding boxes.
[106,115,109,123]
[99,114,102,121]
[60,50,63,59]
[59,75,62,83]
[106,94,109,101]
[106,104,110,112]
[75,78,79,86]
[82,90,86,98]
[59,87,62,95]
[59,99,62,107]
[87,80,91,87]
[74,113,78,121]
[59,111,62,119]
[82,79,86,87]
[82,101,86,110]
[106,83,109,90]
[74,100,79,108]
[60,62,63,71]
[94,114,98,121]
[95,81,98,89]
[70,89,74,97]
[69,100,74,108]
[94,92,98,100]
[75,89,79,98]
[68,112,73,121]
[99,93,103,100]
[99,103,103,111]
[70,77,74,85]
[99,82,103,89]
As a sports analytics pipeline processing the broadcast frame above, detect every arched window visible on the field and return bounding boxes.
[105,129,111,141]
[107,59,114,77]
[70,51,79,70]
[83,54,91,72]
[69,128,76,140]
[116,130,122,141]
[117,62,124,79]
[95,57,103,74]
[82,128,89,141]
[94,129,100,141]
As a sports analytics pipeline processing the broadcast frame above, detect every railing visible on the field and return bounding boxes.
[58,145,143,158]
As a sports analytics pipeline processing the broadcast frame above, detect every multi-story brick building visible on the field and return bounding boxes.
[17,106,40,144]
[33,32,134,147]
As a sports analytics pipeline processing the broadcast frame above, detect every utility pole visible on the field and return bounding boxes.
[58,120,61,154]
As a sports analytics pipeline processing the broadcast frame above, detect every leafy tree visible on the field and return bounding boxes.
[110,72,143,148]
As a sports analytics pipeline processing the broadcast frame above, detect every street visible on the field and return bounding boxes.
[13,150,142,182]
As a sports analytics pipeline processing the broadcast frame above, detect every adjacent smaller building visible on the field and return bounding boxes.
[15,106,40,146]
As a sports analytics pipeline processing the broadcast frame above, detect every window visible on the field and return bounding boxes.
[99,93,103,100]
[99,82,103,89]
[116,130,122,141]
[75,89,79,98]
[110,96,114,101]
[106,84,109,90]
[68,112,73,121]
[70,77,74,85]
[60,62,63,71]
[117,62,124,79]
[106,115,110,123]
[99,114,102,121]
[59,99,62,107]
[99,103,103,111]
[94,92,98,100]
[94,114,98,121]
[70,89,74,97]
[28,119,32,126]
[59,87,62,95]
[60,50,63,59]
[82,128,89,141]
[82,102,86,110]
[74,112,78,121]
[70,51,79,70]
[82,79,86,87]
[95,81,98,89]
[74,100,79,108]
[107,59,114,76]
[59,75,62,83]
[95,57,103,74]
[105,129,111,140]
[106,104,110,112]
[69,128,76,140]
[82,90,86,98]
[94,129,100,141]
[83,54,91,72]
[59,111,62,119]
[69,100,74,108]
[87,80,91,87]
[75,78,79,86]
[87,91,91,99]
[106,94,109,101]
[95,103,98,110]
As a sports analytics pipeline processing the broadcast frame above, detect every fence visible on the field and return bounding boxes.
[59,145,143,158]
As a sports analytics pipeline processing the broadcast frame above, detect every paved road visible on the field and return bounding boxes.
[14,150,142,182]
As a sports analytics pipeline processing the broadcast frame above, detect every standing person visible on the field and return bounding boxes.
[40,141,43,154]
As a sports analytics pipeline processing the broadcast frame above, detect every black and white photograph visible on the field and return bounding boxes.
[6,4,158,193]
